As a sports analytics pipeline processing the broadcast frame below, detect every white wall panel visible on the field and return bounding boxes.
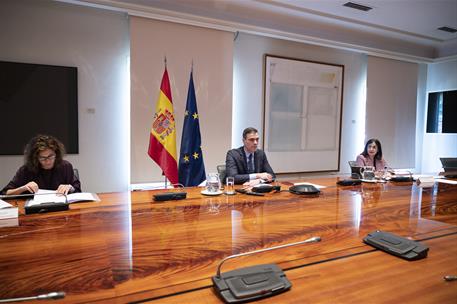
[233,33,367,174]
[0,0,129,193]
[422,60,457,174]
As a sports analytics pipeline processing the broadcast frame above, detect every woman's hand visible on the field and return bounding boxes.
[23,181,38,194]
[57,184,73,195]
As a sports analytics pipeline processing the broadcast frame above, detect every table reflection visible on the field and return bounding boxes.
[419,182,457,225]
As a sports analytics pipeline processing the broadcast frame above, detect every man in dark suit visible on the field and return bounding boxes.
[225,127,275,185]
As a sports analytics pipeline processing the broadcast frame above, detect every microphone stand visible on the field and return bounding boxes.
[0,291,65,303]
[216,236,321,277]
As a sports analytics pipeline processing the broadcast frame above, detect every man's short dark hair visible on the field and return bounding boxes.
[243,127,258,139]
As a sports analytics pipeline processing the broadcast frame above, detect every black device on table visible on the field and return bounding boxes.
[289,184,320,195]
[235,188,264,196]
[153,192,187,201]
[363,230,429,260]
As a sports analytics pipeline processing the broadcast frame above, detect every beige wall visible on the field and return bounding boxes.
[366,56,418,169]
[130,17,233,184]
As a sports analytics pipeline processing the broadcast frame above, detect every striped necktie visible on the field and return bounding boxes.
[247,153,254,173]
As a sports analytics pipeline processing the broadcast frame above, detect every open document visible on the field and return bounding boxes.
[26,189,100,207]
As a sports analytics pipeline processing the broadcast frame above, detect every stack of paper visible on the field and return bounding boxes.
[0,199,19,227]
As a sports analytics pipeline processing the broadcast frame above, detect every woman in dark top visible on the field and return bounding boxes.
[1,135,81,195]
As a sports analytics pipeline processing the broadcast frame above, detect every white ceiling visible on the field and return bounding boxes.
[268,0,457,41]
[69,0,457,61]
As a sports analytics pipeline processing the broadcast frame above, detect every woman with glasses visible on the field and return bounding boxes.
[1,134,81,195]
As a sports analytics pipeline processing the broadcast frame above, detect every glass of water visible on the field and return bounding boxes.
[206,173,221,193]
[225,176,235,195]
[361,166,375,180]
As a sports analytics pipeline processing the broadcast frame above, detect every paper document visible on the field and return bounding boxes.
[436,179,457,185]
[0,199,14,209]
[0,199,18,220]
[0,217,19,228]
[27,189,100,206]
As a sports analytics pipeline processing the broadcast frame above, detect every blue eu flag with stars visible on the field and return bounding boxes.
[178,71,206,187]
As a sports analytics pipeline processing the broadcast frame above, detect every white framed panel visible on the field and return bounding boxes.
[264,55,344,173]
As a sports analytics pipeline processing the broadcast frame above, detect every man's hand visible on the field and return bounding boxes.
[256,173,273,182]
[243,179,262,188]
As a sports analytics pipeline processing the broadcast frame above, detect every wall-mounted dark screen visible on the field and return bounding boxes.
[426,90,457,133]
[0,61,78,155]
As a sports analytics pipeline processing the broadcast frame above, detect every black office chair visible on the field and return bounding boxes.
[73,168,80,180]
[348,161,361,179]
[217,165,226,185]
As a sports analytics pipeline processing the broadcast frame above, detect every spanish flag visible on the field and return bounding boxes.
[148,68,178,185]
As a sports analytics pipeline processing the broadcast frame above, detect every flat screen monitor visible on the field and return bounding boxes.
[440,158,457,172]
[426,90,457,133]
[0,60,78,155]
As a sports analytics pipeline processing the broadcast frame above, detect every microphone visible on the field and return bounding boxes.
[215,236,321,277]
[16,192,70,214]
[0,291,65,303]
[153,192,187,201]
[212,236,321,303]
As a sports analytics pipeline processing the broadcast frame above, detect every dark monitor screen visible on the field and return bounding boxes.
[427,90,457,133]
[440,158,457,171]
[0,61,78,155]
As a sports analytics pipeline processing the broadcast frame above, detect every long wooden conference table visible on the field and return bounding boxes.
[0,177,456,303]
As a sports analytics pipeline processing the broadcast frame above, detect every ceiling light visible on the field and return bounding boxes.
[343,2,373,12]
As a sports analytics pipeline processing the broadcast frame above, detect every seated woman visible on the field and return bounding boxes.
[1,134,81,195]
[356,138,388,172]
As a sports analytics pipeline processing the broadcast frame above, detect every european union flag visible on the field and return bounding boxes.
[178,71,206,187]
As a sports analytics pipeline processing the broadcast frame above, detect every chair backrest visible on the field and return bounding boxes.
[73,168,80,180]
[217,165,226,185]
[348,161,361,179]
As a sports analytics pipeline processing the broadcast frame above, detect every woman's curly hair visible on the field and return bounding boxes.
[24,135,65,173]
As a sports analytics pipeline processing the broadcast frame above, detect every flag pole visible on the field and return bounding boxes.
[164,55,167,190]
[148,57,178,189]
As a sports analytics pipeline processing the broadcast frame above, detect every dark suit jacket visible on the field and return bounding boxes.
[225,147,275,184]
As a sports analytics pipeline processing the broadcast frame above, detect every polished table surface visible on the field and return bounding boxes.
[0,177,456,303]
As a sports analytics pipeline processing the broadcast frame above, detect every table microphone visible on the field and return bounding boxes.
[0,291,65,303]
[1,192,70,214]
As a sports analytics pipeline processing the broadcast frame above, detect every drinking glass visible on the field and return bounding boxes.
[360,166,375,180]
[206,173,221,193]
[225,177,235,195]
